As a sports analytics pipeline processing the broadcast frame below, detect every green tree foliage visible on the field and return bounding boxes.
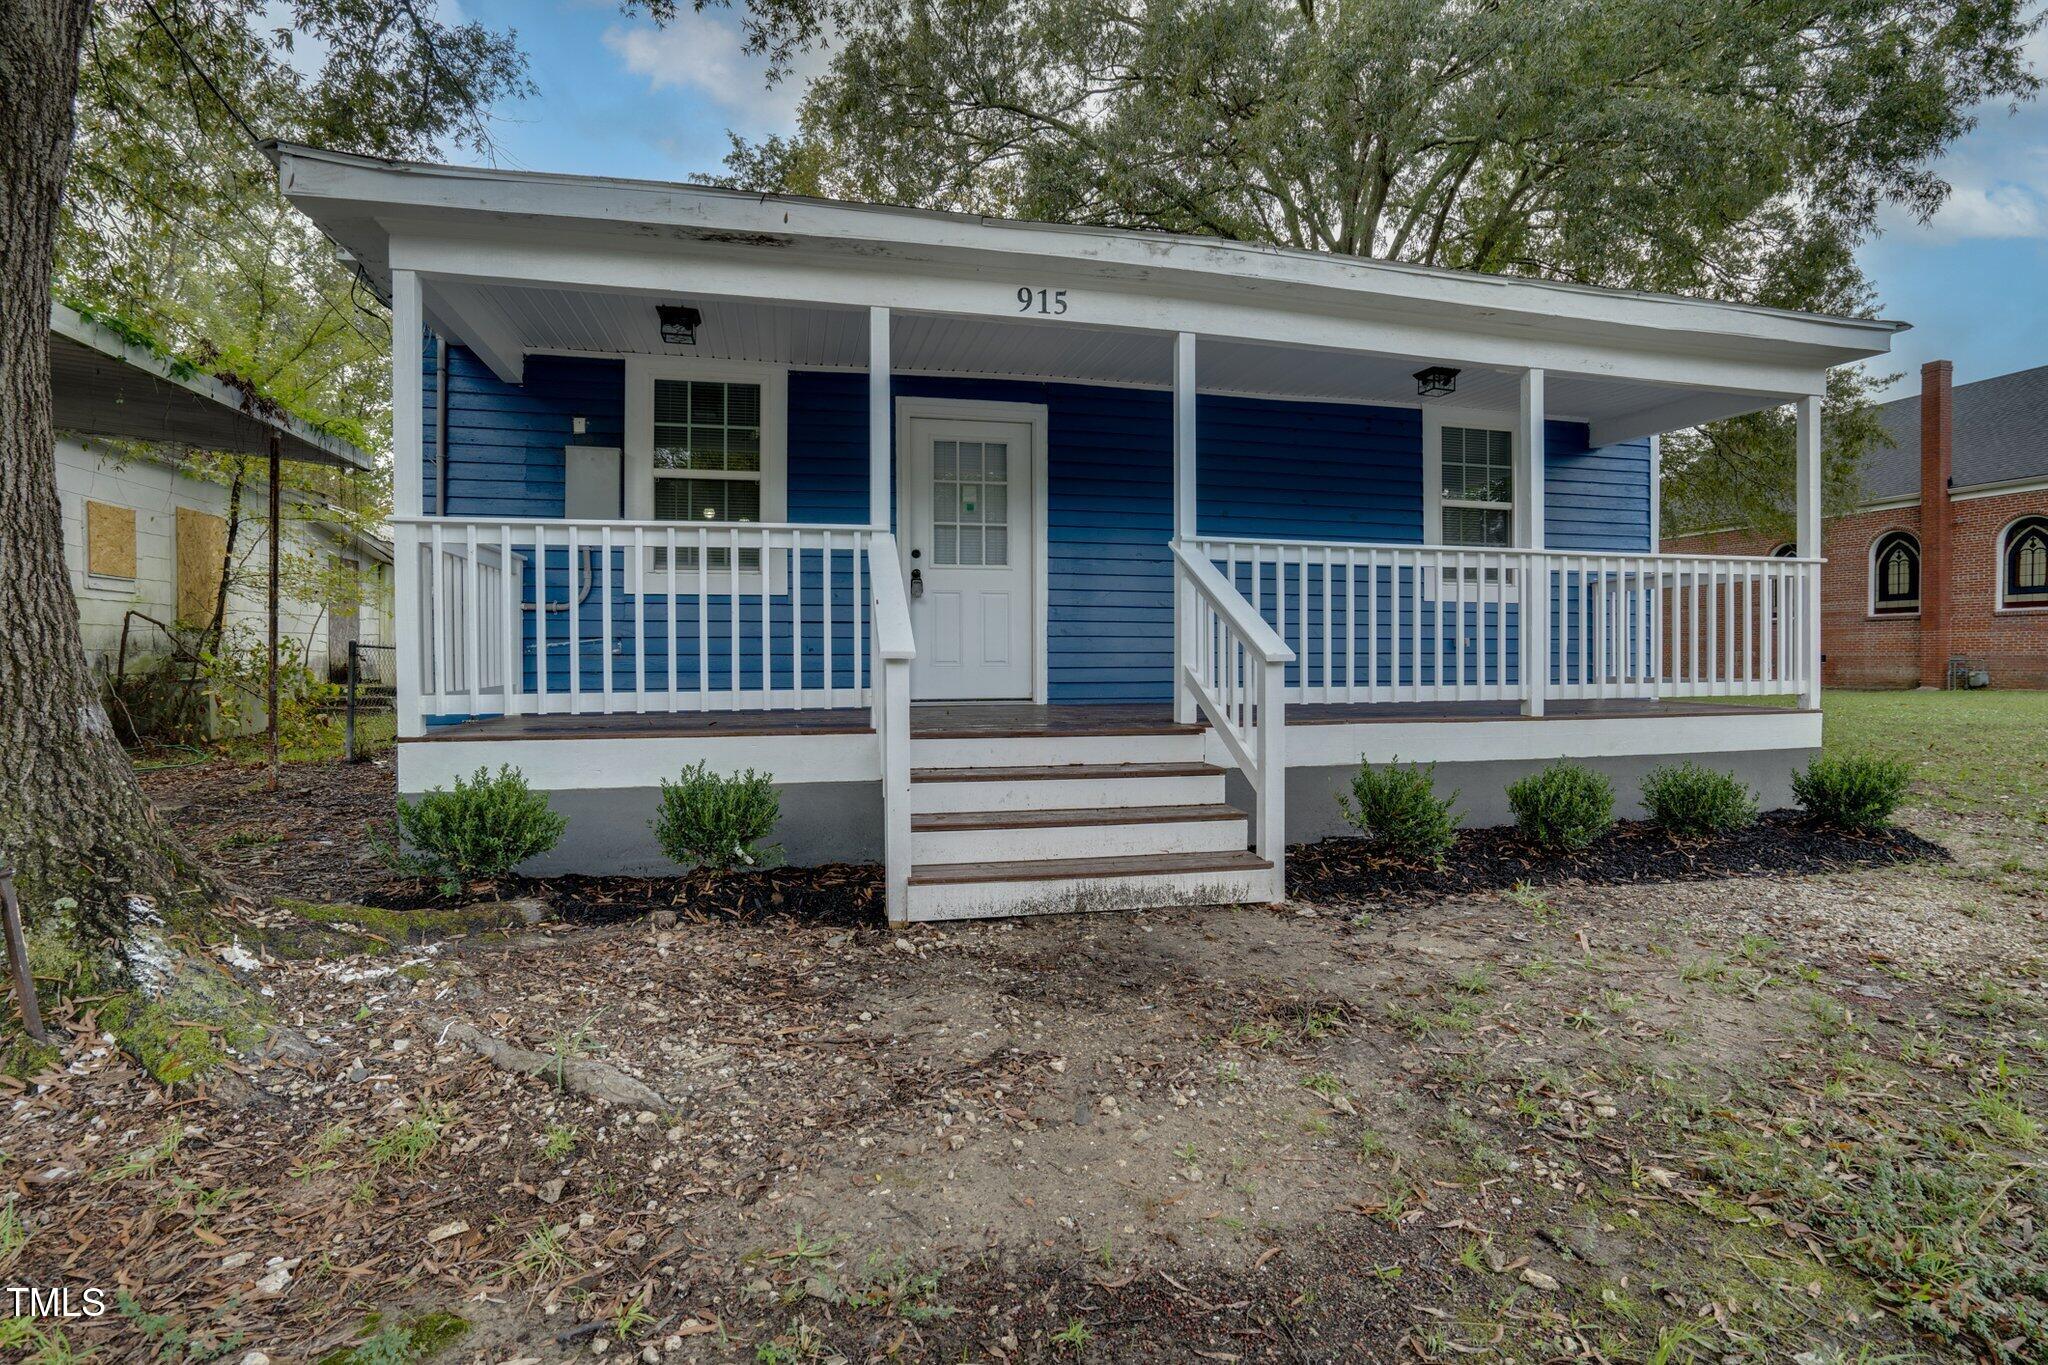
[703,0,2037,523]
[59,0,533,480]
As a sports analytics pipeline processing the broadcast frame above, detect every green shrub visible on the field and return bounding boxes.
[1791,752,1911,830]
[384,765,565,893]
[1507,761,1615,853]
[1337,759,1460,865]
[1640,761,1759,837]
[651,763,781,871]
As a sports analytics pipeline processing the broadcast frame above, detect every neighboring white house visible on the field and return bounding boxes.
[57,437,392,681]
[46,303,388,691]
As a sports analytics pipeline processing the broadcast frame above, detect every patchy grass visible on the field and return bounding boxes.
[1822,689,2048,819]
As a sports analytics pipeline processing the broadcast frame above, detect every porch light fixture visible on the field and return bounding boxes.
[1413,365,1460,397]
[657,304,702,346]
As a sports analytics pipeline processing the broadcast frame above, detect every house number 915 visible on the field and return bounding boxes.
[1016,287,1069,315]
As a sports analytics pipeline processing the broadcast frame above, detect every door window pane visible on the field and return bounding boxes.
[929,436,1011,567]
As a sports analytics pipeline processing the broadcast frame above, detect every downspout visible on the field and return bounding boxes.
[434,337,450,515]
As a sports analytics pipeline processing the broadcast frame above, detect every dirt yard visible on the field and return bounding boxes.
[6,692,2047,1362]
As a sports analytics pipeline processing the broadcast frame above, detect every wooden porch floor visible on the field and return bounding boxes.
[409,698,1798,742]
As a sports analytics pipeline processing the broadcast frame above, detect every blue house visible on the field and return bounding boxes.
[275,144,1902,923]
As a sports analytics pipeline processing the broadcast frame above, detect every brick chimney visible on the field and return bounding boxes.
[1918,360,1954,687]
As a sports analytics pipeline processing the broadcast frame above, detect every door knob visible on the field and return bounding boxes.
[910,567,924,599]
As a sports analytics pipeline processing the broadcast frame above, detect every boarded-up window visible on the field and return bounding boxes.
[176,506,228,627]
[86,501,137,579]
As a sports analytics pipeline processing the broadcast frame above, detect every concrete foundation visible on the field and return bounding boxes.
[401,779,884,876]
[1229,748,1817,845]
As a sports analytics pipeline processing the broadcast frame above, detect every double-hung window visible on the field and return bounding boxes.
[650,376,764,571]
[1438,425,1514,547]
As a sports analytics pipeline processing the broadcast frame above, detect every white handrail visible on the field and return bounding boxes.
[1173,542,1290,901]
[865,533,917,661]
[866,532,917,925]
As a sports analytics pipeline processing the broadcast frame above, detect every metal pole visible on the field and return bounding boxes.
[345,639,359,762]
[266,432,282,789]
[0,861,49,1044]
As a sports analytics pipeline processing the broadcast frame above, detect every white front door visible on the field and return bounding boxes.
[903,415,1036,700]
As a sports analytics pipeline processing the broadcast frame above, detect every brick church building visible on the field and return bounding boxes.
[1668,360,2048,689]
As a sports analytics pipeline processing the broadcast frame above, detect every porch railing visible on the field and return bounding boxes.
[1188,537,1819,708]
[397,517,887,721]
[1172,543,1291,900]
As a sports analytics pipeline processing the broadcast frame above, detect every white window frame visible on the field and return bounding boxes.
[624,355,788,591]
[1422,407,1519,549]
[1997,514,2048,614]
[1867,528,1921,619]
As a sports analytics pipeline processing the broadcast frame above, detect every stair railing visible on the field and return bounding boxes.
[866,534,918,924]
[1172,541,1293,901]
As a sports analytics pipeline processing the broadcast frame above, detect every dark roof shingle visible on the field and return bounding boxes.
[1864,364,2048,501]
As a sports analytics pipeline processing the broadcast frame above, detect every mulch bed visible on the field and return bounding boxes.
[364,865,888,927]
[142,755,1944,927]
[1288,810,1948,906]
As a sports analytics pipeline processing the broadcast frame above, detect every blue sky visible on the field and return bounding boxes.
[473,2,2048,401]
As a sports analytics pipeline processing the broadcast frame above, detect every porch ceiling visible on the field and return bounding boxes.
[424,279,1769,439]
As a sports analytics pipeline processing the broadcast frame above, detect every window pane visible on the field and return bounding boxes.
[689,382,724,426]
[957,443,983,481]
[982,483,1007,523]
[653,379,690,426]
[933,525,958,565]
[933,482,959,521]
[725,426,760,472]
[1443,506,1511,547]
[957,527,983,566]
[654,476,759,523]
[725,384,760,428]
[984,443,1008,481]
[984,526,1009,565]
[933,441,957,479]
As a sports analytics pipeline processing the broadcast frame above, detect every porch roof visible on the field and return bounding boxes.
[49,302,372,470]
[271,143,1903,443]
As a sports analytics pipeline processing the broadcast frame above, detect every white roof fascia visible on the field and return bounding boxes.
[273,144,1902,385]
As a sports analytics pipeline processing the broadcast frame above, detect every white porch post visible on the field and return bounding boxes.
[1795,393,1824,711]
[869,307,891,528]
[391,268,425,738]
[1517,367,1547,716]
[1172,331,1198,723]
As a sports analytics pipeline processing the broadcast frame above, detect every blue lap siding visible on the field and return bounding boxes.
[424,341,1655,709]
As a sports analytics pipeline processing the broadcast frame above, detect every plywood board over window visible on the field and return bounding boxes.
[86,501,137,579]
[176,506,228,627]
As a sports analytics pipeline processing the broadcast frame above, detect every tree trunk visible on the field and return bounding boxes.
[0,0,213,947]
[205,455,248,652]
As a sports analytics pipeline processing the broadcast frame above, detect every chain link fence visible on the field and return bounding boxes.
[343,641,398,761]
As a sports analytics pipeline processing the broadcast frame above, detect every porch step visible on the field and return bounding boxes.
[909,727,1207,769]
[911,803,1248,864]
[904,850,1274,922]
[909,761,1227,814]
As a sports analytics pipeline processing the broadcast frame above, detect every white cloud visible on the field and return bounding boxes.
[600,14,815,140]
[1922,178,2048,238]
